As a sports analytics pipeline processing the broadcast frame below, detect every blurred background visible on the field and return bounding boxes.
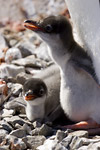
[0,0,69,24]
[0,0,70,64]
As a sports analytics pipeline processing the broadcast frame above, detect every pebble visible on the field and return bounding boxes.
[12,55,47,69]
[0,63,25,78]
[37,139,68,150]
[0,33,8,50]
[16,41,35,57]
[10,128,26,138]
[31,124,53,137]
[70,136,83,150]
[5,47,22,63]
[61,134,73,148]
[88,142,100,149]
[4,97,26,114]
[8,83,23,96]
[0,108,15,117]
[0,129,8,138]
[33,121,42,128]
[55,130,67,142]
[0,145,9,150]
[22,135,46,149]
[6,135,27,150]
[16,72,32,85]
[4,116,25,126]
[69,130,88,138]
[0,120,13,132]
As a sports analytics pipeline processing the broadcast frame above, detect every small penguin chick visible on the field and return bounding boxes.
[23,78,47,121]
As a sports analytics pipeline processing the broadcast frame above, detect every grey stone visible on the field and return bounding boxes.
[4,97,26,114]
[55,130,67,142]
[16,72,32,85]
[0,145,9,150]
[88,142,100,150]
[78,146,88,150]
[70,136,83,150]
[22,123,32,135]
[9,39,18,47]
[0,129,8,138]
[37,139,67,150]
[81,137,100,145]
[5,47,22,63]
[32,124,53,137]
[0,108,15,118]
[22,135,46,149]
[10,128,26,138]
[0,120,13,132]
[12,55,47,69]
[33,121,42,128]
[39,124,53,136]
[69,130,88,138]
[6,135,27,150]
[0,34,8,50]
[8,83,23,96]
[0,63,25,78]
[16,41,35,57]
[61,134,73,148]
[15,123,22,129]
[4,116,25,126]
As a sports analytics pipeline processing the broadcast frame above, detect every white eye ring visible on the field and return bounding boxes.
[45,25,53,32]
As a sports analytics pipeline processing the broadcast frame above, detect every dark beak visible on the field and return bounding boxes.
[24,20,43,31]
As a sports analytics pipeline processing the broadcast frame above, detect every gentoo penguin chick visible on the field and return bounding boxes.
[23,78,47,121]
[23,76,66,123]
[24,16,100,134]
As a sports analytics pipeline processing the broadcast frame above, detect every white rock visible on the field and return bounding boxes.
[61,134,73,148]
[37,139,67,150]
[12,55,47,69]
[5,47,22,63]
[10,128,26,138]
[16,41,35,57]
[8,83,22,96]
[69,130,88,138]
[0,63,25,78]
[0,108,15,117]
[0,34,8,49]
[88,142,100,150]
[23,135,46,149]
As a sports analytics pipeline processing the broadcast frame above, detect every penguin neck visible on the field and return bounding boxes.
[25,95,46,121]
[47,42,72,69]
[26,101,45,121]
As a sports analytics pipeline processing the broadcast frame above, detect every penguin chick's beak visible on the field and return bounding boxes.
[24,20,43,31]
[24,92,36,101]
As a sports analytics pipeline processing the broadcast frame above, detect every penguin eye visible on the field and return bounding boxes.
[39,88,44,96]
[45,25,53,32]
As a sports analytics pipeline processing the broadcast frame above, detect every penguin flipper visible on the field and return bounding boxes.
[71,59,100,86]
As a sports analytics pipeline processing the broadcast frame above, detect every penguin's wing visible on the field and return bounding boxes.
[71,59,100,86]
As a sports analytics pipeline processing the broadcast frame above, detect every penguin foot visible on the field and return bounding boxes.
[63,119,100,135]
[66,119,100,130]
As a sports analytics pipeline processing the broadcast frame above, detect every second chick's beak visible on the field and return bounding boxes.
[24,20,43,32]
[24,90,36,101]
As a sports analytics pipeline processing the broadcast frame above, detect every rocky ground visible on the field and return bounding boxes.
[0,0,100,150]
